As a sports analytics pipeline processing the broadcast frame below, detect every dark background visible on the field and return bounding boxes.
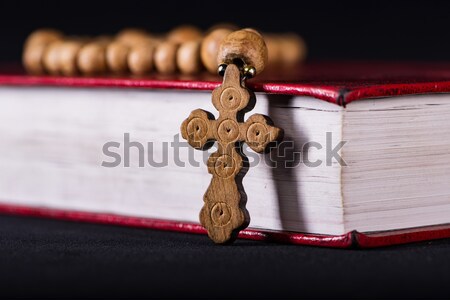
[1,1,450,298]
[1,215,450,299]
[1,0,450,62]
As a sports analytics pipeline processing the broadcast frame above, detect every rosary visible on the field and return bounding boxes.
[23,25,305,243]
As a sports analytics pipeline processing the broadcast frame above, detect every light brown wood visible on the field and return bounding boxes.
[167,25,202,44]
[180,64,282,243]
[77,42,107,75]
[177,41,202,75]
[218,29,268,75]
[22,27,307,78]
[106,41,129,73]
[242,28,261,36]
[116,28,150,46]
[279,33,307,65]
[59,40,85,76]
[200,28,233,74]
[264,34,282,66]
[154,41,178,74]
[23,43,50,74]
[23,29,63,74]
[42,40,64,75]
[24,29,63,47]
[128,43,155,75]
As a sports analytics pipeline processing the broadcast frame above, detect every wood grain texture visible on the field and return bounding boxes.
[115,28,150,47]
[128,43,155,75]
[177,41,202,75]
[77,42,107,75]
[200,28,233,74]
[22,29,63,74]
[106,41,129,73]
[218,29,268,75]
[59,40,84,76]
[181,64,282,243]
[279,33,307,66]
[167,25,202,44]
[154,41,178,75]
[22,27,308,76]
[42,40,64,75]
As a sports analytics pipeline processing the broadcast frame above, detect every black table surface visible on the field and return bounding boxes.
[0,214,449,299]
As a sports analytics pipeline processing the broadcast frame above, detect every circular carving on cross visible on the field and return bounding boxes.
[213,154,236,178]
[211,202,232,227]
[186,117,208,148]
[187,117,208,140]
[220,87,241,111]
[246,122,268,151]
[217,119,240,142]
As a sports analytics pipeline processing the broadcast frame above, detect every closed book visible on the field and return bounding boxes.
[1,62,450,248]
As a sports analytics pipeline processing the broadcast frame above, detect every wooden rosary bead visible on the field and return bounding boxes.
[106,41,129,73]
[154,41,178,74]
[24,29,63,47]
[128,43,155,75]
[23,27,307,78]
[59,40,85,75]
[242,28,261,36]
[42,40,64,75]
[200,28,233,74]
[23,29,63,74]
[279,33,307,65]
[167,25,202,44]
[116,28,150,46]
[218,28,268,75]
[264,34,282,66]
[177,41,202,75]
[24,43,54,74]
[77,42,107,74]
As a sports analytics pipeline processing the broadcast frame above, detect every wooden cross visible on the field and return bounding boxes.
[181,64,282,243]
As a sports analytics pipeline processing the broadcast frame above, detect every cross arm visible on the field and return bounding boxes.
[241,114,283,153]
[181,109,216,150]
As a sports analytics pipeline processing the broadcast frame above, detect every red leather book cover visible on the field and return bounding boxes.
[1,62,450,248]
[1,62,450,105]
[1,203,450,248]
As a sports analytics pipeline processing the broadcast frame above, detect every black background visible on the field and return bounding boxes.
[1,0,450,62]
[1,1,450,298]
[1,215,450,299]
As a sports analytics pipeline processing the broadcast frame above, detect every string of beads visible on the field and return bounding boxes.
[23,24,306,76]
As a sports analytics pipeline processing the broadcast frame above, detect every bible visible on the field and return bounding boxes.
[1,62,449,248]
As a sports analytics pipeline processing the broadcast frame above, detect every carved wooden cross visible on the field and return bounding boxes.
[181,64,282,243]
